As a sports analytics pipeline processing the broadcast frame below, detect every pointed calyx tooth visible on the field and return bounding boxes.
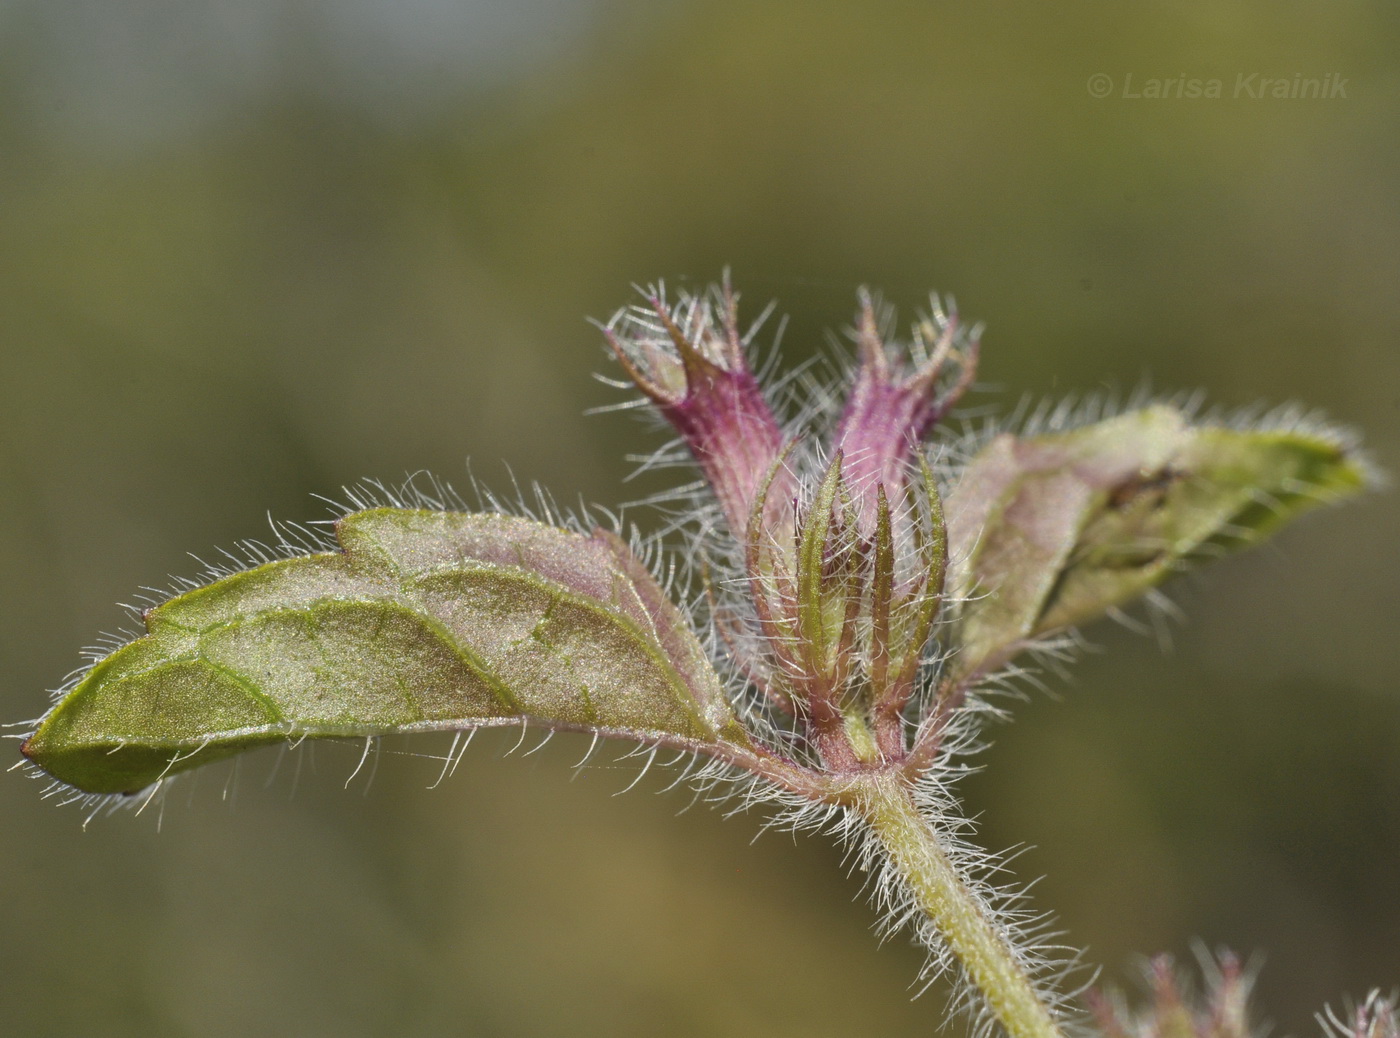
[867,482,896,700]
[855,286,890,375]
[794,453,851,679]
[901,460,950,661]
[603,282,788,538]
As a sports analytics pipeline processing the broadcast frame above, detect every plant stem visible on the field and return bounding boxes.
[852,772,1065,1038]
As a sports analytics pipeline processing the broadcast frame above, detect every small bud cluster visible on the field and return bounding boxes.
[1090,953,1253,1038]
[605,278,979,776]
[1092,954,1398,1038]
[1321,992,1400,1038]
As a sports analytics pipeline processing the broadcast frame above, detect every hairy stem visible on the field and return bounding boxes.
[852,773,1065,1038]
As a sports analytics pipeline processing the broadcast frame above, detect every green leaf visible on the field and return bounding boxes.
[945,405,1372,678]
[22,509,746,795]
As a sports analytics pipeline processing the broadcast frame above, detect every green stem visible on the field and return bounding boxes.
[852,772,1065,1038]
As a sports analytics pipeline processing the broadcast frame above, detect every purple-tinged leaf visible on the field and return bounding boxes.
[22,509,750,795]
[945,405,1373,678]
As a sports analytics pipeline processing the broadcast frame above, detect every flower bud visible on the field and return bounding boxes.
[834,289,978,535]
[603,279,789,539]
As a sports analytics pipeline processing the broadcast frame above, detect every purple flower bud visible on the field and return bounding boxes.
[833,289,978,534]
[603,280,789,538]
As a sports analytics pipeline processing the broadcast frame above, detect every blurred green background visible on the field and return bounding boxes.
[2,2,1398,1036]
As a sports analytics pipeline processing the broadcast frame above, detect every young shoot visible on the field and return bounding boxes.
[14,275,1384,1038]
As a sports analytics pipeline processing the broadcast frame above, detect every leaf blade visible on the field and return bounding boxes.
[945,406,1373,678]
[23,510,741,795]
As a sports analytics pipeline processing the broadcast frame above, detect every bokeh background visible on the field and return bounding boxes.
[2,2,1398,1036]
